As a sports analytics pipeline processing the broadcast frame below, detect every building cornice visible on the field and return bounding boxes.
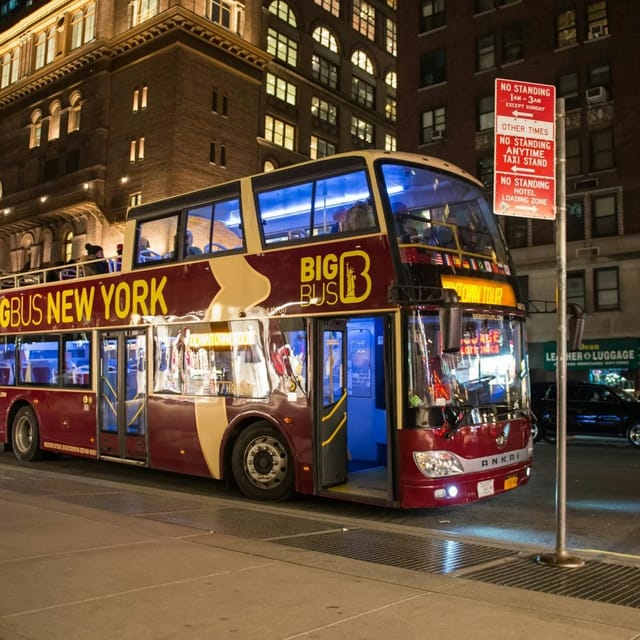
[0,5,270,109]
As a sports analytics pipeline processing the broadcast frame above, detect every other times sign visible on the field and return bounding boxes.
[493,79,556,220]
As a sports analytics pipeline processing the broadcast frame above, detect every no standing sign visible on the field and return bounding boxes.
[493,78,556,220]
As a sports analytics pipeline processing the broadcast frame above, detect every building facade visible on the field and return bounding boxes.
[0,0,396,273]
[397,0,640,394]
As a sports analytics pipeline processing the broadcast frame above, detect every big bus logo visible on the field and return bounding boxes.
[299,250,372,307]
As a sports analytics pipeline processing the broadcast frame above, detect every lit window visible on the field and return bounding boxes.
[29,110,43,149]
[310,135,336,159]
[266,73,297,106]
[351,49,375,75]
[352,76,375,109]
[385,70,397,90]
[130,137,146,162]
[311,96,337,125]
[1,53,10,89]
[350,116,373,144]
[132,88,139,112]
[556,9,576,48]
[207,0,245,34]
[265,115,295,150]
[586,0,608,40]
[385,18,396,55]
[68,91,82,132]
[129,192,142,208]
[267,28,298,66]
[353,0,376,41]
[268,0,297,27]
[70,10,83,49]
[10,47,20,84]
[314,0,340,17]
[48,101,62,140]
[385,96,396,123]
[312,54,338,89]
[311,26,338,53]
[35,33,47,70]
[384,133,396,152]
[130,0,159,27]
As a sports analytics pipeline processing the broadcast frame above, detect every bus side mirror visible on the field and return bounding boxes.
[568,304,585,351]
[440,288,462,353]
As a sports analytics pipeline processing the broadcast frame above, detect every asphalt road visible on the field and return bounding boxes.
[1,437,638,560]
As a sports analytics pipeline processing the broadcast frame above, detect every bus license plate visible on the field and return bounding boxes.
[504,475,518,491]
[477,479,495,497]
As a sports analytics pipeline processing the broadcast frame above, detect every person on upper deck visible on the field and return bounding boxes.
[84,244,109,275]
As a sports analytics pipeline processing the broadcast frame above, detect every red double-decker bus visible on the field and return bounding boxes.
[0,151,533,508]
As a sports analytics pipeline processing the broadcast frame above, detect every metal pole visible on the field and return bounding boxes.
[538,97,584,568]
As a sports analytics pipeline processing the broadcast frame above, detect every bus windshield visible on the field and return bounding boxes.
[407,312,529,426]
[379,161,508,263]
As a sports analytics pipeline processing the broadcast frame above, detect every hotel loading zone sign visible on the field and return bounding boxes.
[493,78,556,220]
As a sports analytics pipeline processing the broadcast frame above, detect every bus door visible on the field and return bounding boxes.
[98,330,147,464]
[317,320,348,488]
[315,317,392,503]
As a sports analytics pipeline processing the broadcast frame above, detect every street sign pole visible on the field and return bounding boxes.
[537,98,584,569]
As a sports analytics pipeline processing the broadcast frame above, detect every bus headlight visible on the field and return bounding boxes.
[413,451,465,478]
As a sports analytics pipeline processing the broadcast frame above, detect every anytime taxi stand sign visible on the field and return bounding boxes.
[493,78,556,220]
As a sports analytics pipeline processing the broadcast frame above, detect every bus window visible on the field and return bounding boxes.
[0,336,16,385]
[17,336,60,385]
[186,197,244,255]
[62,333,91,386]
[256,167,375,246]
[153,321,270,398]
[135,214,179,266]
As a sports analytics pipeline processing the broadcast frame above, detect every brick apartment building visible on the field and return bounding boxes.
[0,0,396,272]
[396,1,640,392]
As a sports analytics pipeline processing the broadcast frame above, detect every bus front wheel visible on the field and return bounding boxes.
[232,422,294,501]
[12,406,44,462]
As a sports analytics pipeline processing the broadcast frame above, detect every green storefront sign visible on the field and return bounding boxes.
[543,338,639,370]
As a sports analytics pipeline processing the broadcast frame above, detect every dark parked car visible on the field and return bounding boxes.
[531,381,640,447]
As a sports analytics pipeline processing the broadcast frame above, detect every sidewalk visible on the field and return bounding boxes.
[0,465,638,640]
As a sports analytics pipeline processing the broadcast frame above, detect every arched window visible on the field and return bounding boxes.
[46,27,56,64]
[351,49,375,76]
[48,101,62,140]
[84,2,96,44]
[35,32,47,70]
[385,70,397,90]
[268,0,297,27]
[263,159,277,172]
[1,53,10,89]
[63,230,74,263]
[10,47,20,84]
[29,110,43,149]
[70,11,83,49]
[312,26,338,53]
[68,91,82,132]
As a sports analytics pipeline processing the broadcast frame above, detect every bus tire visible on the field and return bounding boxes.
[12,406,44,462]
[232,422,294,501]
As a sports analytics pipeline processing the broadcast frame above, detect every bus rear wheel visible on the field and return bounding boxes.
[12,406,43,462]
[232,422,294,501]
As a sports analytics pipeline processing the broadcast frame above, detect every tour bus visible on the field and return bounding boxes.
[0,151,533,508]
